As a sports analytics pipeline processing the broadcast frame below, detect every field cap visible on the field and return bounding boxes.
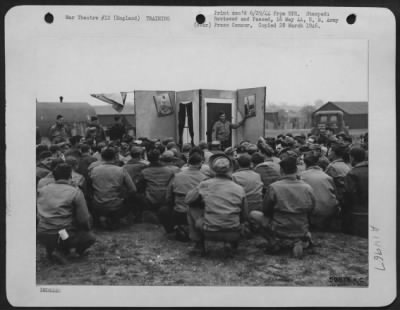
[209,153,232,175]
[130,146,143,155]
[279,147,298,159]
[246,144,258,153]
[121,142,129,150]
[309,144,322,150]
[284,136,296,146]
[182,143,192,153]
[224,147,234,156]
[258,143,274,157]
[160,150,175,162]
[299,145,311,153]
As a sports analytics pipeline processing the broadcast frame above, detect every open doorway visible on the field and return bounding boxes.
[204,98,235,144]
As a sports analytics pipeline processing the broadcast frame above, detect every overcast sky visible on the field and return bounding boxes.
[35,36,367,107]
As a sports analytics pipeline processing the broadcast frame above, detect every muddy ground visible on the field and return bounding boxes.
[36,223,368,286]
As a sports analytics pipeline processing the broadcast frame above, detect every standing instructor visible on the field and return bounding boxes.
[211,111,247,149]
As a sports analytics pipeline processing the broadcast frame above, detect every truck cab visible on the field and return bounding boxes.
[311,110,349,135]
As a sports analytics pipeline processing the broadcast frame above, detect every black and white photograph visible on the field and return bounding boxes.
[5,6,396,307]
[154,93,174,116]
[244,94,256,117]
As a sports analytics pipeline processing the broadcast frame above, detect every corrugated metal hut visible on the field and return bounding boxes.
[92,104,136,129]
[36,99,96,138]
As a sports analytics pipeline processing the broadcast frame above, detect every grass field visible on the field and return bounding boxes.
[36,223,368,287]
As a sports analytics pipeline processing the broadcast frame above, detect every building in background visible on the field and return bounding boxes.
[92,104,136,137]
[36,98,96,143]
[312,101,368,135]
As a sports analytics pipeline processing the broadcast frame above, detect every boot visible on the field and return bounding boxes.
[292,241,304,259]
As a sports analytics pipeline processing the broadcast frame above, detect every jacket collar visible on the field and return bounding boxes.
[55,179,71,185]
[187,166,202,171]
[255,161,273,169]
[215,174,233,180]
[235,168,252,172]
[148,162,163,167]
[278,173,298,181]
[331,159,345,164]
[354,161,368,168]
[37,162,51,170]
[127,158,142,165]
[306,165,322,171]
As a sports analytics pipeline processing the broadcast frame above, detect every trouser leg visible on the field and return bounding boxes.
[187,207,204,242]
[351,213,368,238]
[63,230,96,255]
[158,206,175,233]
[105,202,131,226]
[173,210,188,226]
[37,233,59,256]
[92,200,131,228]
[249,211,276,244]
[173,210,189,241]
[126,192,145,219]
[140,198,161,224]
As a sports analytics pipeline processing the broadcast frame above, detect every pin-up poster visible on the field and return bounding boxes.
[244,94,256,117]
[154,93,174,116]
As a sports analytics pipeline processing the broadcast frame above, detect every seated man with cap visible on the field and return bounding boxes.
[140,148,175,223]
[122,145,149,221]
[89,147,137,229]
[180,147,215,179]
[123,146,148,191]
[185,153,248,253]
[160,152,207,241]
[343,146,368,238]
[253,142,281,194]
[37,163,96,264]
[325,142,351,206]
[232,154,263,214]
[250,156,315,258]
[160,150,181,174]
[279,148,305,173]
[77,143,98,181]
[300,152,339,230]
[38,157,86,194]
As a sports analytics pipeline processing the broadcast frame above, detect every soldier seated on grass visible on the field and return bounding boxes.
[37,163,96,264]
[89,147,137,229]
[160,152,207,242]
[250,156,315,258]
[185,153,248,254]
